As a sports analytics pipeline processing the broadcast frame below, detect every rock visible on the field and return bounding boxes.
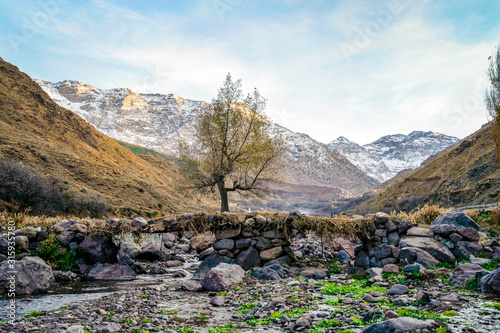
[385,221,398,232]
[193,252,236,280]
[68,223,87,234]
[264,255,291,267]
[449,233,463,243]
[162,232,177,243]
[181,281,203,292]
[369,244,393,259]
[393,296,414,306]
[453,241,483,259]
[384,310,399,319]
[201,263,245,291]
[416,290,431,303]
[470,257,490,265]
[119,241,141,259]
[398,221,413,234]
[255,237,273,251]
[0,238,8,255]
[399,247,439,268]
[53,270,78,282]
[52,219,76,233]
[432,209,479,230]
[295,315,312,328]
[362,317,435,333]
[494,248,500,260]
[375,229,387,237]
[261,230,284,239]
[14,227,38,239]
[440,292,459,302]
[407,227,433,237]
[78,235,118,264]
[458,227,480,242]
[355,250,369,268]
[15,235,29,252]
[388,284,409,295]
[0,256,54,295]
[370,257,382,268]
[431,224,459,236]
[131,217,148,229]
[363,294,379,303]
[86,264,136,281]
[403,263,424,273]
[301,267,330,280]
[449,263,486,286]
[137,242,169,261]
[260,246,283,261]
[375,212,390,223]
[383,264,399,273]
[387,232,400,246]
[380,257,397,266]
[66,325,85,333]
[213,239,235,251]
[478,268,500,294]
[399,236,455,263]
[166,260,184,267]
[253,266,281,280]
[210,296,225,306]
[94,322,122,332]
[215,229,240,240]
[235,238,252,249]
[236,246,261,271]
[366,267,383,278]
[189,232,216,253]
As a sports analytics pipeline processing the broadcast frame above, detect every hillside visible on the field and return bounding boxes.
[36,80,379,211]
[0,58,214,216]
[353,123,500,212]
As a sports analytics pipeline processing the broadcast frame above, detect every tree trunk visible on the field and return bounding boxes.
[217,180,230,212]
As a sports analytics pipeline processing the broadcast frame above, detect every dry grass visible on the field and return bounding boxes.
[390,204,451,224]
[464,209,479,221]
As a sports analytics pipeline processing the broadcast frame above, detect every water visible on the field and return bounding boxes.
[0,255,197,318]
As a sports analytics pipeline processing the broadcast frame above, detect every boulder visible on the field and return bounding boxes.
[209,296,225,306]
[362,317,435,333]
[450,263,486,286]
[432,210,479,230]
[53,270,78,282]
[255,237,273,251]
[68,223,88,234]
[300,267,330,280]
[385,221,398,232]
[479,268,500,294]
[181,281,203,292]
[0,238,8,255]
[78,235,118,264]
[137,242,169,261]
[193,252,235,280]
[189,232,216,253]
[387,232,400,246]
[355,250,369,268]
[261,230,285,239]
[458,227,480,242]
[201,263,245,291]
[369,244,393,259]
[213,239,235,251]
[399,237,455,263]
[236,246,261,271]
[94,322,122,333]
[131,217,148,229]
[119,241,141,259]
[399,247,439,268]
[15,235,29,252]
[449,233,463,243]
[86,263,136,281]
[260,246,283,261]
[0,256,54,295]
[398,221,413,234]
[14,227,38,239]
[215,229,240,240]
[407,227,433,237]
[52,219,77,233]
[383,264,399,273]
[253,266,282,280]
[431,224,459,236]
[453,241,483,259]
[388,284,409,295]
[235,238,252,250]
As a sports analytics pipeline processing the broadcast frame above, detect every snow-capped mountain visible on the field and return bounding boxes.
[36,79,379,197]
[328,132,460,182]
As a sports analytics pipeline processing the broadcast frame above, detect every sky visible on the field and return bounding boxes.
[0,0,499,145]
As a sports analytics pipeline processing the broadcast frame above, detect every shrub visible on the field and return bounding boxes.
[33,236,78,272]
[413,204,450,224]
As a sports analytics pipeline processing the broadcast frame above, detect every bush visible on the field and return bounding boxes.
[413,204,449,224]
[33,236,78,272]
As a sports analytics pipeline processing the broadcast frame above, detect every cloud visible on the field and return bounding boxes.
[8,0,496,145]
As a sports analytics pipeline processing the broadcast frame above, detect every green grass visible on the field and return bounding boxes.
[174,328,197,333]
[480,259,500,271]
[443,310,457,316]
[32,236,78,272]
[237,302,256,314]
[314,319,342,328]
[395,308,450,323]
[437,262,455,269]
[216,291,228,296]
[141,318,151,323]
[484,301,500,309]
[321,279,387,296]
[325,298,341,306]
[270,308,310,320]
[466,277,478,291]
[171,308,180,315]
[21,311,45,319]
[436,328,447,333]
[207,324,238,333]
[328,259,343,274]
[122,318,133,325]
[117,140,183,166]
[157,310,168,315]
[349,317,364,326]
[246,317,272,327]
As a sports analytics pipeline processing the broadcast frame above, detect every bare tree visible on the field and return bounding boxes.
[486,45,500,156]
[182,73,282,212]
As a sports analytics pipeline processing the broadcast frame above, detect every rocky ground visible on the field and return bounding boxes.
[1,211,500,333]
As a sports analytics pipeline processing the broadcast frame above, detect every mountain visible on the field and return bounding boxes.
[36,80,379,209]
[328,131,460,182]
[0,58,214,216]
[352,123,500,212]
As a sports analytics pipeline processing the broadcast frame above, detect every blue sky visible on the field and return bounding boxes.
[0,0,498,144]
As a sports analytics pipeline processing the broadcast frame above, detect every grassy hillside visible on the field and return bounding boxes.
[0,57,215,216]
[354,123,500,212]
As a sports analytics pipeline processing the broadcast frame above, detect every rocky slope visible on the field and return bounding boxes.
[36,80,379,200]
[328,132,460,183]
[0,58,214,215]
